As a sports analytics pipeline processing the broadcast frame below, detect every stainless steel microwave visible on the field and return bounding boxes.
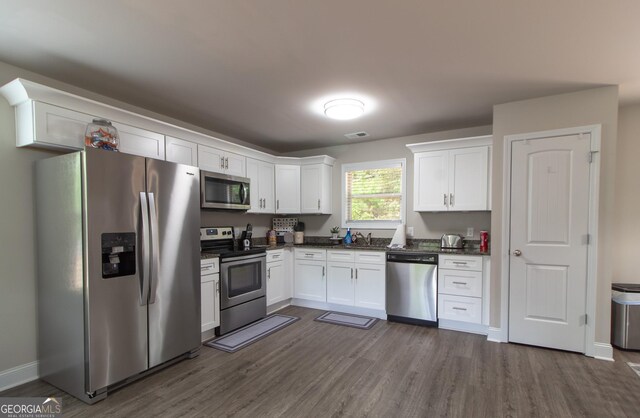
[200,170,251,210]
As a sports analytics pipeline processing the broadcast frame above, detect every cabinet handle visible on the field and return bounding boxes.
[355,268,358,279]
[225,157,229,169]
[318,199,320,210]
[201,265,213,271]
[444,193,448,206]
[452,261,468,265]
[322,266,325,277]
[351,268,353,279]
[452,307,467,311]
[268,267,271,279]
[305,253,314,257]
[220,156,225,169]
[277,200,279,210]
[452,281,467,285]
[216,281,220,294]
[450,193,454,207]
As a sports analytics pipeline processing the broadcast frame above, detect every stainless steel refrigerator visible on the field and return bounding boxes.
[35,148,201,404]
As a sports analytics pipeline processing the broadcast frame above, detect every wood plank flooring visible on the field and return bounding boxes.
[3,305,640,417]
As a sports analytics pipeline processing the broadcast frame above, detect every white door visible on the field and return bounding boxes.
[267,261,284,305]
[448,146,488,211]
[354,264,386,310]
[327,262,355,305]
[259,162,275,213]
[508,134,591,352]
[275,165,301,214]
[294,260,326,302]
[414,150,449,211]
[166,136,197,166]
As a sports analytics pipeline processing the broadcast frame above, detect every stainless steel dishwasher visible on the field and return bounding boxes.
[386,252,438,326]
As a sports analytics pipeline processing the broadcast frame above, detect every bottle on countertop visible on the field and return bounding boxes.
[344,228,352,244]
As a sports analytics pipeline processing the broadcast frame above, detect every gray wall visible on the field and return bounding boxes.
[613,104,640,284]
[287,126,493,240]
[491,86,619,344]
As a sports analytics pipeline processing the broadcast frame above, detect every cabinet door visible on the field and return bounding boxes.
[300,164,322,214]
[225,151,246,177]
[448,146,489,211]
[275,165,301,214]
[259,161,275,213]
[32,101,93,149]
[198,144,225,173]
[201,278,215,332]
[354,264,385,310]
[166,136,197,166]
[267,261,285,306]
[113,122,165,160]
[414,150,449,211]
[327,262,355,305]
[246,158,261,213]
[294,260,326,302]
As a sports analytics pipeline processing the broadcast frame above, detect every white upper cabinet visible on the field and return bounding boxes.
[198,144,246,177]
[300,164,332,214]
[30,101,92,149]
[408,136,491,212]
[246,158,275,213]
[165,136,198,166]
[112,122,165,160]
[275,165,301,214]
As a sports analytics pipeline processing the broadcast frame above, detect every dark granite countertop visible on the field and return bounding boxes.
[258,242,490,256]
[200,252,220,260]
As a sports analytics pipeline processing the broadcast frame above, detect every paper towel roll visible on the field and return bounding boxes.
[387,224,406,248]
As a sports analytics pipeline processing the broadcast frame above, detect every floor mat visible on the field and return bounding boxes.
[205,314,299,353]
[314,311,378,330]
[628,362,640,378]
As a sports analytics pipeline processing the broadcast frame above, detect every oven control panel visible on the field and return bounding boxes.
[200,226,234,241]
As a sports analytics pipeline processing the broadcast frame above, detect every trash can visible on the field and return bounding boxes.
[612,283,640,350]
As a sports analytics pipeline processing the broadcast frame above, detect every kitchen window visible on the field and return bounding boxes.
[342,159,406,229]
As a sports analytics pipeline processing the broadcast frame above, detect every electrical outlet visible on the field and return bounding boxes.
[466,227,474,238]
[407,227,414,237]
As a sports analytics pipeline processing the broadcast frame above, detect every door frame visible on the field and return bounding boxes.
[499,124,602,358]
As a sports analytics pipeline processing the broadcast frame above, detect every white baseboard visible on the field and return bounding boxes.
[291,299,387,320]
[0,361,39,392]
[592,342,614,361]
[438,319,487,336]
[267,299,292,315]
[487,327,508,343]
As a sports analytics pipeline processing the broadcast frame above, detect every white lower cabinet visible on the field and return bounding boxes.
[437,255,488,334]
[294,248,326,302]
[326,250,385,311]
[201,258,220,337]
[267,249,292,306]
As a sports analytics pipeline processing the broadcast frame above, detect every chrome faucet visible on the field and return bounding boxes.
[354,232,372,245]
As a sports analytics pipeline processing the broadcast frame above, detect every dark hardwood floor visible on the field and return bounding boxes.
[3,306,640,417]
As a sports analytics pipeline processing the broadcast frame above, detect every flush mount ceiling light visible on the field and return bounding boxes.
[324,98,365,120]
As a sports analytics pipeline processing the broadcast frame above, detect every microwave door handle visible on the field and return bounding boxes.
[147,192,160,304]
[139,192,150,306]
[239,183,246,205]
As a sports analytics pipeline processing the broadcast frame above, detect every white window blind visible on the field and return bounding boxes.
[342,159,406,229]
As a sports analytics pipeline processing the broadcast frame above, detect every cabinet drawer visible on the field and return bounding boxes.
[439,255,482,271]
[327,250,355,263]
[438,294,482,324]
[200,258,219,276]
[267,249,285,263]
[438,269,482,297]
[295,248,326,261]
[355,251,386,265]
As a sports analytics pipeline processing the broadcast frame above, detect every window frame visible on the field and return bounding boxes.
[341,158,406,230]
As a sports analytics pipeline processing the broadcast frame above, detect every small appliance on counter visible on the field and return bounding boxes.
[272,217,298,243]
[294,221,305,244]
[240,223,253,250]
[441,233,464,249]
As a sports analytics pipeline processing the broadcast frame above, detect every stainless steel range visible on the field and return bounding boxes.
[200,227,266,335]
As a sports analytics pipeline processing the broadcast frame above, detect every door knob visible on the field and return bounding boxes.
[513,249,522,256]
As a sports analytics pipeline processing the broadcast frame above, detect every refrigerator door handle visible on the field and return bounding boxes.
[147,192,161,305]
[140,192,151,306]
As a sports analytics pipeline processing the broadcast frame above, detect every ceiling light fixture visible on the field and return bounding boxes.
[324,98,365,120]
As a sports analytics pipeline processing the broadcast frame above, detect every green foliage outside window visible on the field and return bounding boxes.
[346,167,402,222]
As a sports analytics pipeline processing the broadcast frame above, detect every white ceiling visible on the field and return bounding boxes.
[0,1,638,152]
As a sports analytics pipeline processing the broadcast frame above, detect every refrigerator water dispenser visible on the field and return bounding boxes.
[101,232,136,278]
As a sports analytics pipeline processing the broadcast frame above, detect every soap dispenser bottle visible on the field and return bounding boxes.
[344,227,352,244]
